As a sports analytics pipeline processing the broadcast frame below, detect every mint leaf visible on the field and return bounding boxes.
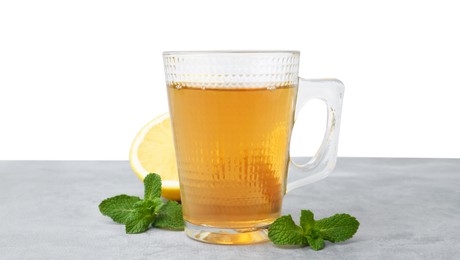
[314,213,360,242]
[144,173,162,200]
[268,210,359,251]
[300,210,314,235]
[306,236,325,251]
[268,215,308,245]
[143,197,164,214]
[99,195,141,224]
[125,210,155,234]
[125,198,163,234]
[300,210,325,250]
[99,173,185,234]
[153,201,184,230]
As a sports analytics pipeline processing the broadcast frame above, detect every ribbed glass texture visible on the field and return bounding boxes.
[163,51,300,89]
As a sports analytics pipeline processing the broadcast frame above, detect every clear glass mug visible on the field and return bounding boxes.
[163,51,344,244]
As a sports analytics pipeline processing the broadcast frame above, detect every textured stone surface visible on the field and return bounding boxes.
[0,158,459,259]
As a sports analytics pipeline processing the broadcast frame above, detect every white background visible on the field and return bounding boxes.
[1,0,459,160]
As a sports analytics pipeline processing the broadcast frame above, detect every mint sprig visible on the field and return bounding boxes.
[98,173,184,234]
[268,210,359,251]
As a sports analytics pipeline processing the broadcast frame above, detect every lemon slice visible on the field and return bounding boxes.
[129,113,180,201]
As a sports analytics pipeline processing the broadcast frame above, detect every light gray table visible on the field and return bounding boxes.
[0,158,459,259]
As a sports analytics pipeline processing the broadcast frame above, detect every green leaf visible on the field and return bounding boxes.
[125,198,164,234]
[268,215,308,245]
[314,213,360,242]
[142,197,164,214]
[299,210,315,235]
[144,173,162,200]
[306,236,325,251]
[153,201,185,230]
[98,195,141,224]
[125,211,155,234]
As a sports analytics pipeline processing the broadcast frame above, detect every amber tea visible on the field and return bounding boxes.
[168,85,297,229]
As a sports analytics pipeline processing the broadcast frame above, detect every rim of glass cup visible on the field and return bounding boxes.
[162,50,300,56]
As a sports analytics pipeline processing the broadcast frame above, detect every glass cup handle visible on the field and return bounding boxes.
[287,78,345,192]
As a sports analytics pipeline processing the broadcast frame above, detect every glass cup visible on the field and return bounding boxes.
[163,51,344,244]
